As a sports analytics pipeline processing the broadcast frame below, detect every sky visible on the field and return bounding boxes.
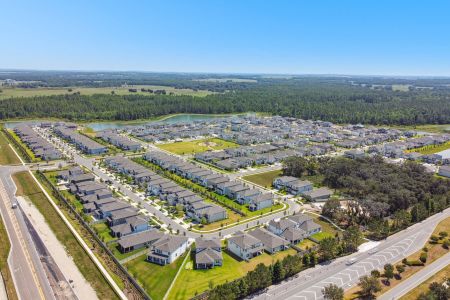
[1,0,450,76]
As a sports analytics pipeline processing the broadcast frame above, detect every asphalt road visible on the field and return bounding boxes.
[45,130,300,239]
[378,252,450,300]
[0,166,54,300]
[252,208,450,300]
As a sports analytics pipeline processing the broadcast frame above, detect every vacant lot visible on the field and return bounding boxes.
[242,169,282,188]
[157,138,238,155]
[0,130,20,165]
[0,85,212,99]
[12,171,119,300]
[124,253,186,300]
[168,248,297,300]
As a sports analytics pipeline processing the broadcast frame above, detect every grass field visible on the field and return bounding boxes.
[389,124,450,134]
[406,141,450,155]
[12,171,119,300]
[0,85,213,99]
[124,253,186,300]
[168,248,297,299]
[0,214,19,300]
[0,130,20,165]
[157,138,238,155]
[242,169,283,188]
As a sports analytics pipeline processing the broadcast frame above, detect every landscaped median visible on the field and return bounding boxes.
[344,216,450,299]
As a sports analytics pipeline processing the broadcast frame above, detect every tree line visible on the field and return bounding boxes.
[1,79,450,124]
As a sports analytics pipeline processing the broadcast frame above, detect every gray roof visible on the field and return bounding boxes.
[152,235,189,253]
[118,230,164,249]
[228,232,261,249]
[248,228,288,249]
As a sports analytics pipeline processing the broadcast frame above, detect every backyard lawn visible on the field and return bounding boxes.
[242,169,282,188]
[310,231,335,241]
[0,130,20,165]
[93,222,117,243]
[157,138,238,155]
[124,253,187,300]
[296,239,317,250]
[305,212,339,236]
[406,141,450,155]
[168,248,298,300]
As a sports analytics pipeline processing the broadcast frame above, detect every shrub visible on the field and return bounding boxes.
[419,252,428,263]
[405,260,424,266]
[422,246,428,252]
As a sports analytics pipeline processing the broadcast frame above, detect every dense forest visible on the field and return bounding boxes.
[283,156,450,238]
[1,72,450,124]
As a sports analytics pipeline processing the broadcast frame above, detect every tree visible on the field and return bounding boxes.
[370,270,381,278]
[322,198,342,221]
[309,252,317,267]
[384,264,394,283]
[358,275,381,299]
[322,283,344,300]
[319,237,339,261]
[342,225,362,253]
[438,231,448,239]
[428,281,450,300]
[396,265,405,278]
[272,261,285,283]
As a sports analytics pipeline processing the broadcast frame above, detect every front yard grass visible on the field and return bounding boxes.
[124,253,186,300]
[12,171,119,300]
[242,169,282,188]
[168,248,297,300]
[156,138,238,155]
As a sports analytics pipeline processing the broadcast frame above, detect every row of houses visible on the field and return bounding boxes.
[13,124,62,160]
[273,176,333,202]
[143,151,275,211]
[53,125,108,155]
[103,156,228,224]
[96,130,142,151]
[57,166,150,238]
[227,214,321,260]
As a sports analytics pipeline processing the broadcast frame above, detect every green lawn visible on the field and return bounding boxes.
[0,85,213,99]
[296,239,317,250]
[242,169,282,188]
[310,231,335,241]
[306,212,339,236]
[168,248,297,300]
[124,253,186,300]
[109,243,147,261]
[13,171,119,300]
[0,130,20,165]
[157,138,238,155]
[93,223,117,243]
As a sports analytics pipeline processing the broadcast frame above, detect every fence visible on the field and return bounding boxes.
[36,171,151,300]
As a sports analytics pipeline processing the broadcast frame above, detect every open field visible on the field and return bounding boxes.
[242,169,282,188]
[168,248,297,300]
[0,214,19,300]
[0,129,20,165]
[193,78,257,83]
[157,138,238,155]
[406,141,450,155]
[12,171,119,300]
[124,253,186,300]
[0,85,213,99]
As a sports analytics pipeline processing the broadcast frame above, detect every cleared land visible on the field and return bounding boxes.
[0,214,19,300]
[390,124,450,134]
[242,169,282,188]
[0,130,20,165]
[124,253,186,300]
[0,85,212,99]
[168,248,297,300]
[12,171,119,300]
[157,138,238,155]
